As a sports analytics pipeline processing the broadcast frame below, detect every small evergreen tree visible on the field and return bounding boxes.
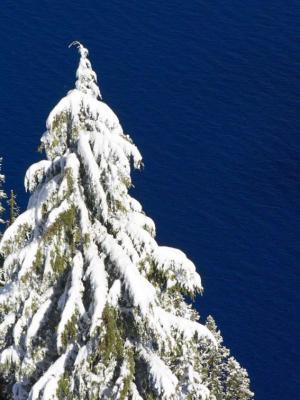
[0,158,6,228]
[201,316,253,400]
[0,158,7,286]
[7,190,19,226]
[0,43,253,399]
[225,357,253,400]
[0,158,7,394]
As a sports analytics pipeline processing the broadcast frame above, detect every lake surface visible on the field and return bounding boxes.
[0,1,299,398]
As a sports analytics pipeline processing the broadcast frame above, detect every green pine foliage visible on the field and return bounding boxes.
[7,190,19,227]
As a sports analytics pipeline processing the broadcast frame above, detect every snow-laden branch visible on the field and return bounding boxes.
[101,235,156,316]
[85,244,108,334]
[154,307,217,346]
[28,346,74,400]
[26,288,54,349]
[138,346,178,399]
[25,160,52,192]
[153,246,203,294]
[78,132,108,222]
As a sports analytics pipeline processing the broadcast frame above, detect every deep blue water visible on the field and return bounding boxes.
[0,1,299,398]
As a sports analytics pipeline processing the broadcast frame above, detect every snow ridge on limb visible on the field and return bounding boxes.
[27,346,74,400]
[153,246,203,295]
[24,160,52,193]
[138,346,178,399]
[78,132,108,222]
[85,243,108,335]
[25,288,54,349]
[0,209,34,255]
[154,307,217,346]
[101,235,156,316]
[0,346,20,367]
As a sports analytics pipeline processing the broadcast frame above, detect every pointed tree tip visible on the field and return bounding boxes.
[68,40,82,49]
[68,41,102,99]
[68,41,89,57]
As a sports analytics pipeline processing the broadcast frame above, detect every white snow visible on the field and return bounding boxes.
[128,197,143,213]
[44,198,71,232]
[107,279,121,307]
[155,307,217,346]
[43,247,54,277]
[129,212,156,237]
[28,346,73,400]
[13,314,27,348]
[0,283,16,312]
[153,246,203,293]
[26,289,54,348]
[85,244,108,334]
[0,209,34,254]
[0,313,15,346]
[46,89,119,134]
[1,252,19,284]
[0,346,20,366]
[25,160,52,192]
[101,235,156,315]
[27,173,60,225]
[41,375,60,400]
[74,344,89,367]
[139,346,178,398]
[78,132,108,221]
[131,383,144,400]
[73,42,102,99]
[125,221,157,257]
[17,240,39,280]
[64,153,91,235]
[0,312,15,330]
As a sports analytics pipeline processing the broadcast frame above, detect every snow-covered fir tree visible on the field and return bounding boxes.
[0,43,253,400]
[0,157,7,290]
[202,316,254,400]
[0,158,6,228]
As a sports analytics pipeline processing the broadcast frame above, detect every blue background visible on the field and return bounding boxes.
[0,1,299,398]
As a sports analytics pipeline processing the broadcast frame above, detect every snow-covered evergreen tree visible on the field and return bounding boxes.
[0,158,6,228]
[200,316,253,400]
[0,157,7,290]
[0,43,253,400]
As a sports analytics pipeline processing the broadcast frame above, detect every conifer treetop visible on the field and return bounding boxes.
[69,41,102,99]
